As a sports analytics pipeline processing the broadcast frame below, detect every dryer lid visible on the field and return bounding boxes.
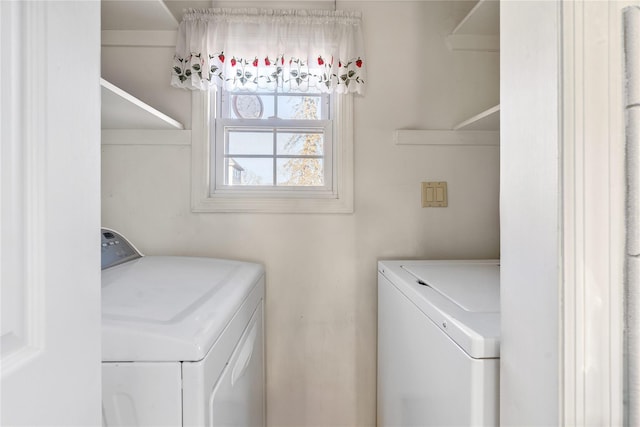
[101,256,264,362]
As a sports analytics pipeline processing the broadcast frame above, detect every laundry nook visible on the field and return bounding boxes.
[1,0,636,426]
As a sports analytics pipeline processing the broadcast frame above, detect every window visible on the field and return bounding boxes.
[215,89,332,191]
[174,8,364,213]
[191,89,354,213]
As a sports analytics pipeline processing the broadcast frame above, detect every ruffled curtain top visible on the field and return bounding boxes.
[171,8,366,94]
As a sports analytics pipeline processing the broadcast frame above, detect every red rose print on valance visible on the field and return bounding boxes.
[171,8,366,95]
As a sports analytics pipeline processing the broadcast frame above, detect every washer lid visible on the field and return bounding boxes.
[101,256,264,362]
[379,260,500,359]
[402,263,499,313]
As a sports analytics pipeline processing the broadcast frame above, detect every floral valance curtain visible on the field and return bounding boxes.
[171,8,366,94]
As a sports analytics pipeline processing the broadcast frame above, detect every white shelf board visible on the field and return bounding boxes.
[452,0,500,35]
[395,105,501,145]
[394,130,499,146]
[102,129,191,145]
[446,34,499,52]
[453,105,500,131]
[101,78,184,130]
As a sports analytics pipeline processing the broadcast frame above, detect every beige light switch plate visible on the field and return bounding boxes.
[421,182,448,207]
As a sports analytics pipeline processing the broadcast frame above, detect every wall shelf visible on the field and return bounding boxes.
[453,104,500,131]
[101,78,190,145]
[101,78,184,130]
[101,129,192,146]
[394,129,499,146]
[100,1,187,146]
[446,0,499,52]
[395,105,500,146]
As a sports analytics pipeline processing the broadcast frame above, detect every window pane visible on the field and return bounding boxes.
[277,96,322,120]
[276,132,324,156]
[227,131,273,155]
[261,95,275,119]
[276,158,324,186]
[226,157,273,185]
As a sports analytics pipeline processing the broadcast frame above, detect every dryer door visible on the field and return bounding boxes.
[209,303,265,427]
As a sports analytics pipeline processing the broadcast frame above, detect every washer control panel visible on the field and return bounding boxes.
[101,228,141,270]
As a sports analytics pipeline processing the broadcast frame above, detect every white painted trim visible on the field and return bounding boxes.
[1,0,46,373]
[191,91,354,213]
[101,130,191,145]
[394,130,499,146]
[213,93,334,192]
[561,1,627,425]
[500,2,562,422]
[624,5,640,426]
[191,91,212,211]
[101,30,177,47]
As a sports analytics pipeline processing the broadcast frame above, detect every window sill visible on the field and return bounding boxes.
[191,194,353,214]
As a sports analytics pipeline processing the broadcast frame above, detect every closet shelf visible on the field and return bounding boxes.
[101,78,184,130]
[394,105,500,146]
[453,104,500,131]
[447,0,499,52]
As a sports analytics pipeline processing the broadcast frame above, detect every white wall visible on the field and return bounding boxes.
[500,2,561,425]
[101,2,499,425]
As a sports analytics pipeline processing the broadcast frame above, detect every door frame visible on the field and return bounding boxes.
[560,1,630,424]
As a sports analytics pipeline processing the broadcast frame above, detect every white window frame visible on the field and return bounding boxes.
[214,90,334,193]
[191,89,354,213]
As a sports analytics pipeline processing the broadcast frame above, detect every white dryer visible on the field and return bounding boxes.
[100,229,265,427]
[377,260,500,426]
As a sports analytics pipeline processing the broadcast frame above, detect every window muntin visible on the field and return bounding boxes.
[213,89,333,192]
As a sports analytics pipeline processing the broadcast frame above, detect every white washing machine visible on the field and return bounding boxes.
[377,260,500,426]
[100,229,265,427]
